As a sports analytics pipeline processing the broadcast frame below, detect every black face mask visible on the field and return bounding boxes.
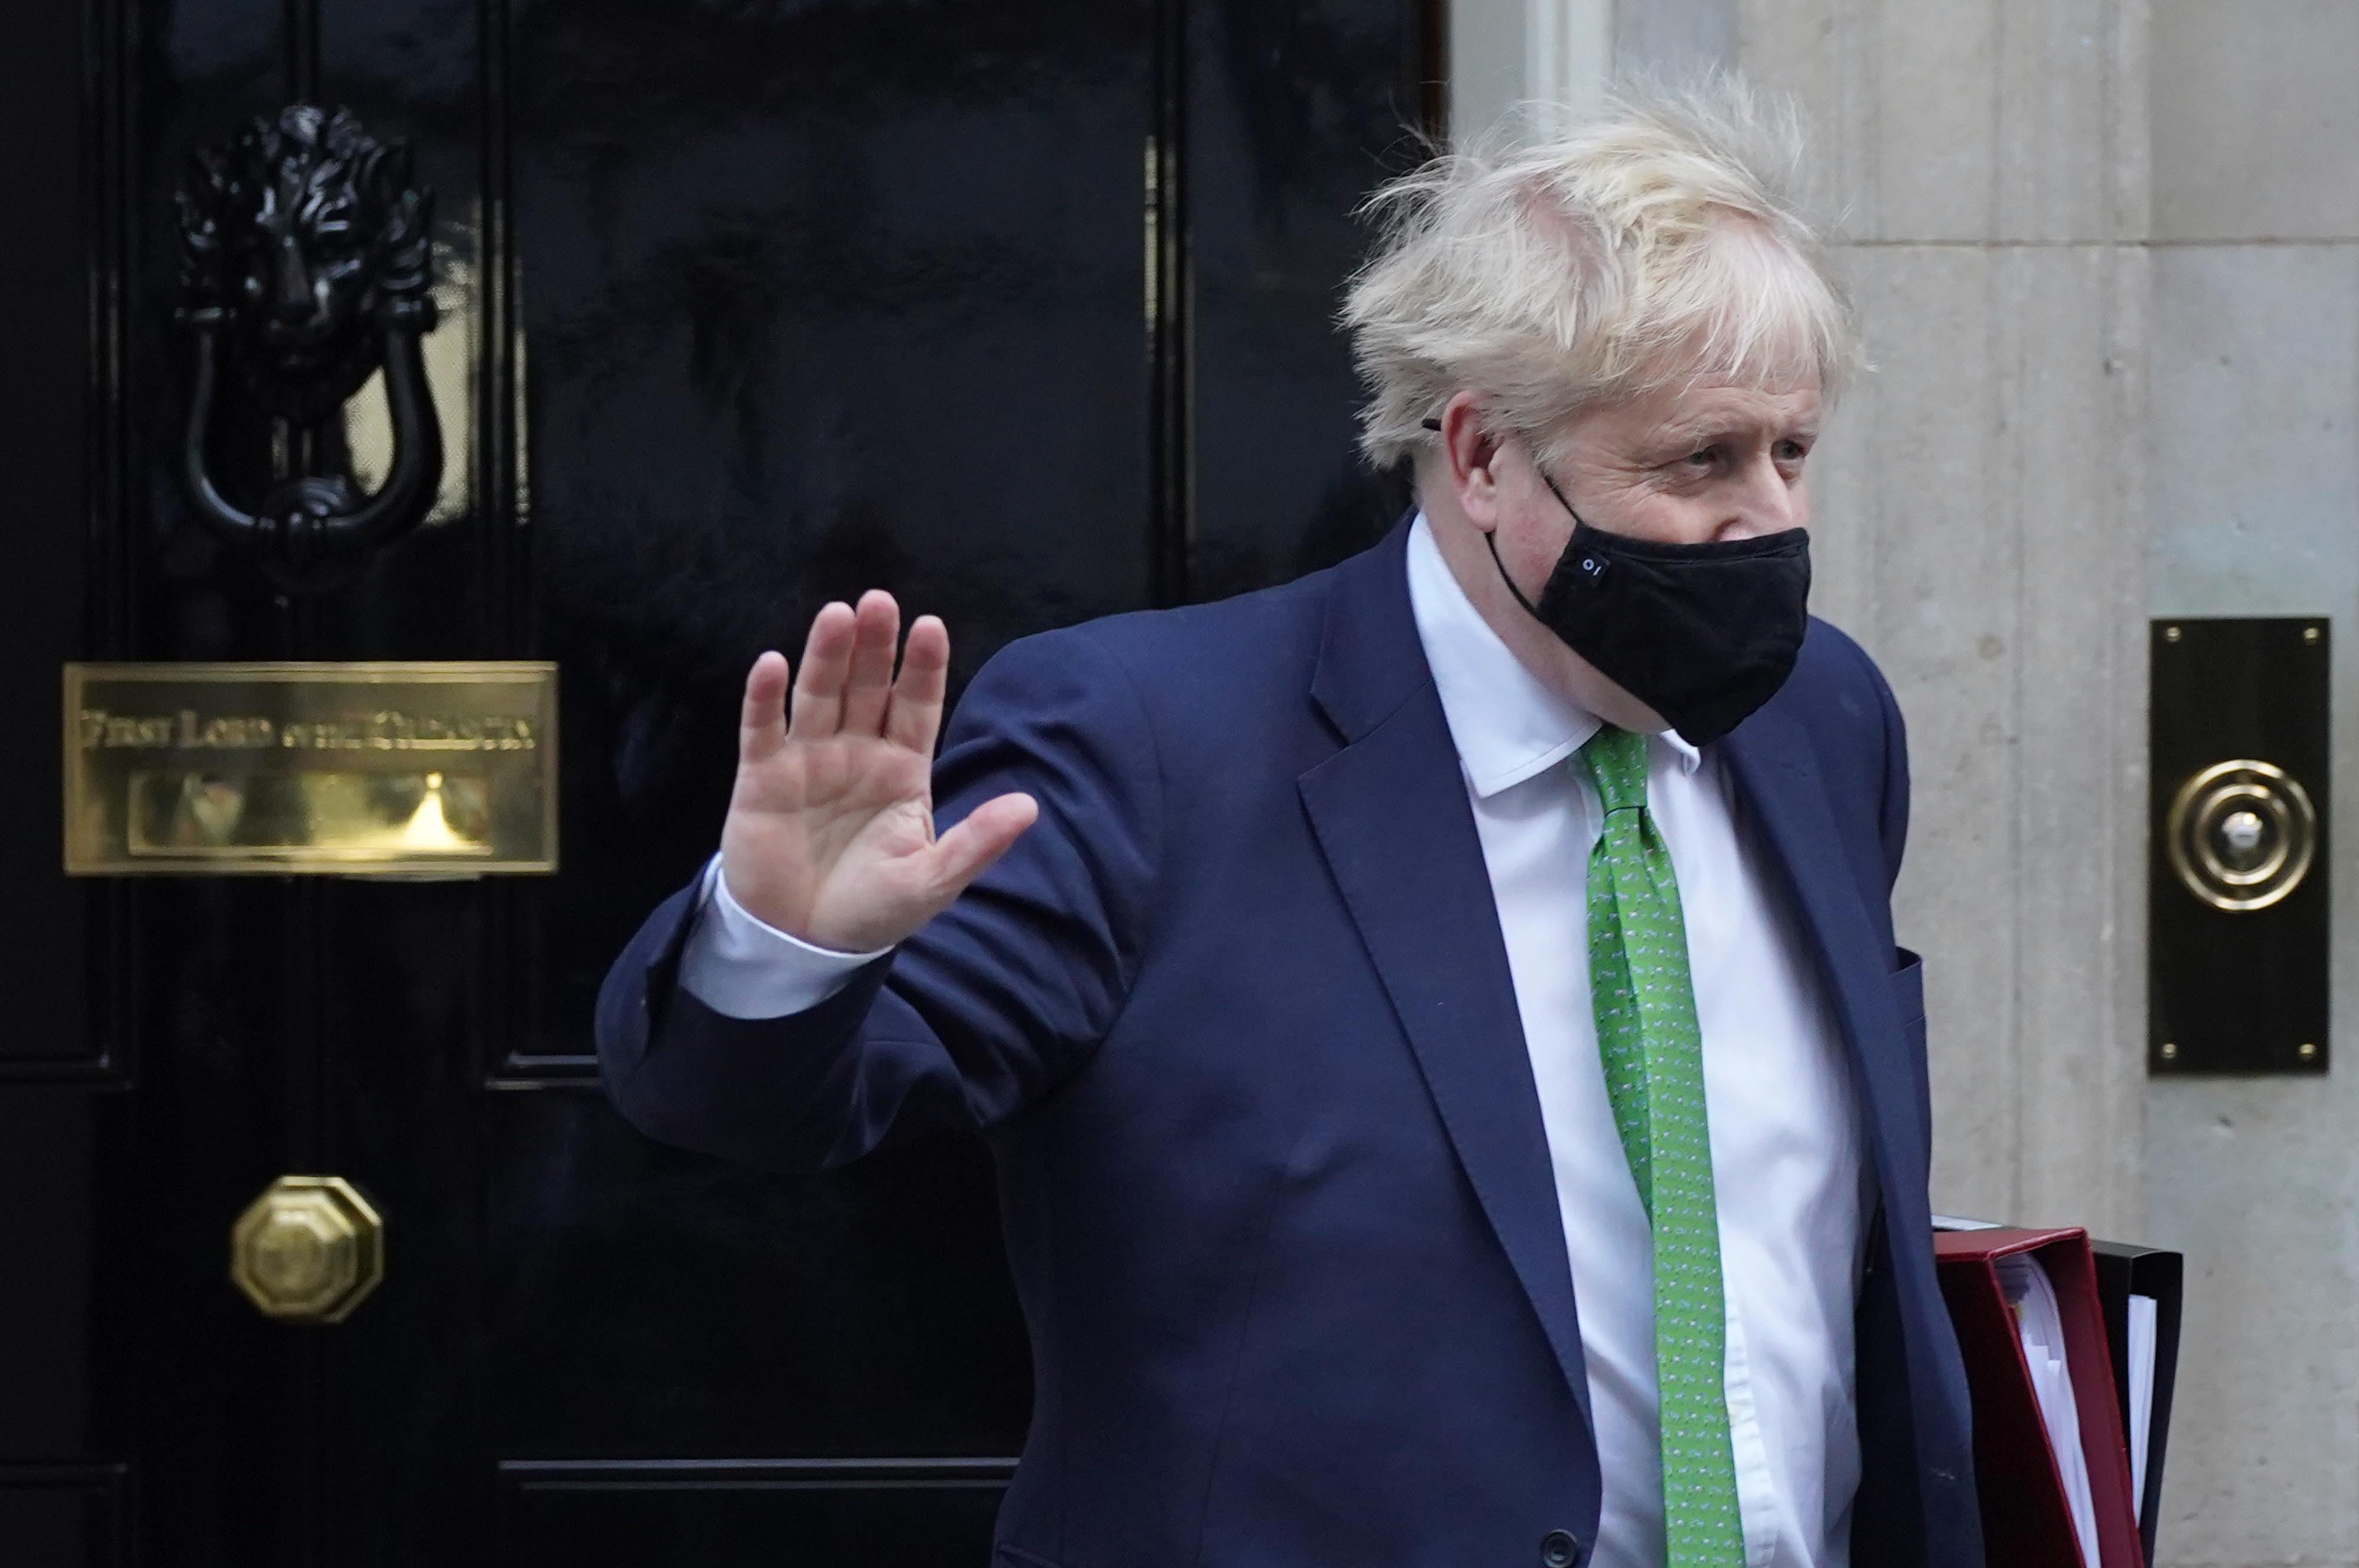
[1482,459,1812,747]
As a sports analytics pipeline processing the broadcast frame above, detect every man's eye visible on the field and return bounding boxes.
[1682,446,1720,468]
[1776,440,1810,462]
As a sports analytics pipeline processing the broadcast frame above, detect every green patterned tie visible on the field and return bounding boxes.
[1582,726,1746,1567]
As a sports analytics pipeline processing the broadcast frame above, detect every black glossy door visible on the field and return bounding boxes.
[0,1,1437,1562]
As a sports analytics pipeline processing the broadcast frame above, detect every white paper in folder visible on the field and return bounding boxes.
[1995,1254,2101,1568]
[2127,1293,2158,1517]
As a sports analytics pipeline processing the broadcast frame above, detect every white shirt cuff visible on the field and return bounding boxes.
[674,854,891,1020]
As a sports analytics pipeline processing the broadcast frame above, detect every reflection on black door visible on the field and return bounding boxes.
[0,1,1438,1561]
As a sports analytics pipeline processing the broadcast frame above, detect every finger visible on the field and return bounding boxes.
[739,650,790,762]
[884,614,951,755]
[788,601,856,738]
[838,590,901,738]
[923,792,1038,900]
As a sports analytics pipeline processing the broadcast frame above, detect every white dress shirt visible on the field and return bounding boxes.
[677,514,1867,1568]
[1401,515,1865,1568]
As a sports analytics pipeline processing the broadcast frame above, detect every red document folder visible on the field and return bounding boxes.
[1934,1227,2146,1568]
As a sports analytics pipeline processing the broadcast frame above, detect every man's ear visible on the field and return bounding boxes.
[1438,392,1503,529]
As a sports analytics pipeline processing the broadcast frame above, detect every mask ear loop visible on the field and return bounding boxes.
[1423,415,1585,622]
[1484,534,1548,620]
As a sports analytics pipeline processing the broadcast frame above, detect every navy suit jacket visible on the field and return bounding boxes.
[597,520,1984,1568]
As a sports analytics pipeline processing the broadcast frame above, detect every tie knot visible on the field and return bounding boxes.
[1582,725,1650,816]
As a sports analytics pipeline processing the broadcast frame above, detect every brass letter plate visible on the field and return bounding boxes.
[64,662,557,875]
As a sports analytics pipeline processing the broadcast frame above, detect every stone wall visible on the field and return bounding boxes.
[2140,6,2359,1561]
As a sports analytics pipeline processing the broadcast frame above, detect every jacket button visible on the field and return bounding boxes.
[1539,1530,1580,1567]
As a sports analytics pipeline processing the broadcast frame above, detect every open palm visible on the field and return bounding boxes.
[719,591,1038,954]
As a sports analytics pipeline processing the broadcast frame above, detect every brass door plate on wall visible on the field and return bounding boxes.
[2150,619,2330,1074]
[63,662,557,875]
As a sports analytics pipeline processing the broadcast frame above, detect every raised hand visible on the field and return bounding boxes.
[718,590,1039,954]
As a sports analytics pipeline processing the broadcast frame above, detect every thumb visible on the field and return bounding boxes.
[921,793,1039,903]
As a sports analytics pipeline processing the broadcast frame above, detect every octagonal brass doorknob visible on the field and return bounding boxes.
[229,1175,385,1324]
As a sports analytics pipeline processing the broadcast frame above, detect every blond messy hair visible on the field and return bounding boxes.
[1341,77,1862,469]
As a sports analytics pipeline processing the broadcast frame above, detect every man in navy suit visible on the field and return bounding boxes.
[599,86,1981,1568]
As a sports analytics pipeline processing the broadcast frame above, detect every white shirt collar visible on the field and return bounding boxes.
[1404,512,1701,800]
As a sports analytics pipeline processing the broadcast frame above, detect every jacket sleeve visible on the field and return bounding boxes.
[594,626,1162,1171]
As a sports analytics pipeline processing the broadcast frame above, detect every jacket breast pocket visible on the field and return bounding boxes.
[1891,946,1926,1025]
[1891,946,1930,1152]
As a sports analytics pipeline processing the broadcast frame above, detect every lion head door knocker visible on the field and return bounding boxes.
[176,104,443,594]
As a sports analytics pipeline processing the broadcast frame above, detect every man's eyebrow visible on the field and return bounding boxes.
[1647,411,1820,448]
[1647,415,1745,449]
[1652,418,1721,446]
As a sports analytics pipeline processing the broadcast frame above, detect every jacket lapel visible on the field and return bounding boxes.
[1297,522,1594,1413]
[1720,706,1926,1241]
